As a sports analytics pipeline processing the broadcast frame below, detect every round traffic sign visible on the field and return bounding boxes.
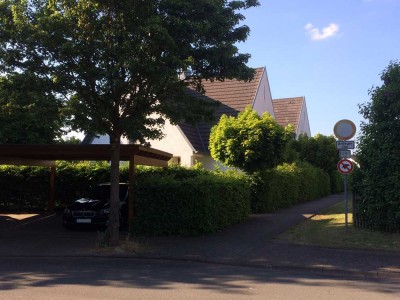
[337,158,354,174]
[334,119,356,141]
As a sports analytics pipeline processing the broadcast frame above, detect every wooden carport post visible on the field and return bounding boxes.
[128,155,136,232]
[48,165,56,212]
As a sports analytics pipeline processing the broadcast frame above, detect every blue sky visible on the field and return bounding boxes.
[237,0,400,139]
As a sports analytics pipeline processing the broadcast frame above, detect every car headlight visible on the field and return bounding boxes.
[99,208,110,215]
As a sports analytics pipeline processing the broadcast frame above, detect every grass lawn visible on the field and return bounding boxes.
[278,201,400,252]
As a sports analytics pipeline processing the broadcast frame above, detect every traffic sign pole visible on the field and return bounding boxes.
[334,119,356,233]
[344,174,348,231]
[337,158,353,232]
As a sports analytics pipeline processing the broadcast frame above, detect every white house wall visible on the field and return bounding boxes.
[298,100,311,137]
[193,154,231,171]
[147,119,195,167]
[252,68,275,118]
[91,121,195,167]
[91,135,130,145]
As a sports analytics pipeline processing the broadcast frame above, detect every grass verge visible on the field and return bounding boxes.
[278,201,400,252]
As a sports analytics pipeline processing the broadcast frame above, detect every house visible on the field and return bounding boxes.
[88,67,311,170]
[272,97,311,138]
[149,67,275,169]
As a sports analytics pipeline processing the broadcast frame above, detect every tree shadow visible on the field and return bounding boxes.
[0,257,399,296]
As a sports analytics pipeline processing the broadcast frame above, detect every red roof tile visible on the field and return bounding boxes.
[271,97,304,131]
[201,68,264,110]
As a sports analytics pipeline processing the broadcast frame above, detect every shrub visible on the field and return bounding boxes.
[0,165,49,211]
[132,172,251,236]
[0,163,251,235]
[209,106,291,173]
[0,161,333,234]
[353,61,400,232]
[250,162,331,213]
[329,171,344,194]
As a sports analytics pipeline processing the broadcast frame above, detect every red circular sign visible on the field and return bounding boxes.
[337,158,354,174]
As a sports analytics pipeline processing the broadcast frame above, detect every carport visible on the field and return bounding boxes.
[0,144,172,226]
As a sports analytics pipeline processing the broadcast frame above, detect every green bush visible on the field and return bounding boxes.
[0,163,250,235]
[132,172,251,236]
[0,165,49,211]
[297,162,330,201]
[0,162,118,211]
[329,171,344,194]
[0,161,334,235]
[55,161,113,206]
[352,62,400,233]
[250,162,331,213]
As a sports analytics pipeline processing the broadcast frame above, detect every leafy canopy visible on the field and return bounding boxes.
[289,133,338,173]
[0,0,260,244]
[0,0,259,143]
[0,72,64,143]
[354,61,400,231]
[210,107,291,173]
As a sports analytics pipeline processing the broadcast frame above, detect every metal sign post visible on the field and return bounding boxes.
[344,174,348,231]
[337,158,353,231]
[334,119,356,233]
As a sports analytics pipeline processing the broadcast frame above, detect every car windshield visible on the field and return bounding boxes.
[91,184,128,201]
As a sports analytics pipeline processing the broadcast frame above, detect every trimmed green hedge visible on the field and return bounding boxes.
[0,162,122,211]
[132,171,250,236]
[0,165,49,211]
[329,171,344,194]
[250,162,331,213]
[0,161,334,235]
[0,163,250,235]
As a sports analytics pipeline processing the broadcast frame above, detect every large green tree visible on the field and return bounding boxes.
[354,61,400,231]
[0,0,259,244]
[0,72,64,143]
[290,133,337,173]
[210,107,290,173]
[288,133,342,193]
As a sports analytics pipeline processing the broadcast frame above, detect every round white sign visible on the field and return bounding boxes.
[334,119,356,141]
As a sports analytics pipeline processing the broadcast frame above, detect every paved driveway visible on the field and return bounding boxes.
[0,212,98,256]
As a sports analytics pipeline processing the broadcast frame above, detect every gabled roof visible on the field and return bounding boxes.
[179,67,265,153]
[271,97,305,131]
[201,67,264,111]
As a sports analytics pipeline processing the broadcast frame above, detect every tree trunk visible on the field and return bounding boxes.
[108,137,121,246]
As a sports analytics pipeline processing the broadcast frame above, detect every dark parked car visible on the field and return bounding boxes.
[62,183,129,228]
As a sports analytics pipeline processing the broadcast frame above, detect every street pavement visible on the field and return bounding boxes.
[1,193,399,278]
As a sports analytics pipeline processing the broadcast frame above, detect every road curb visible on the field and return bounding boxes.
[1,253,399,279]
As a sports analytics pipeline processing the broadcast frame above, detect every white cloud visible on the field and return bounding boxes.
[304,23,340,41]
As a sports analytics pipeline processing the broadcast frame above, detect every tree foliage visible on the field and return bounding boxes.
[210,107,290,173]
[289,133,337,173]
[0,0,259,244]
[354,61,400,231]
[287,133,342,193]
[0,72,64,143]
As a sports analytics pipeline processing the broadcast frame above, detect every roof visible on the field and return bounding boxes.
[0,144,172,167]
[271,97,305,131]
[180,67,265,153]
[201,67,264,111]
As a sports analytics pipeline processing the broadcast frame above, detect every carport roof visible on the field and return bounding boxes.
[0,144,172,167]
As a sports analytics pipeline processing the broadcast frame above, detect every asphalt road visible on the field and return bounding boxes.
[1,257,399,300]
